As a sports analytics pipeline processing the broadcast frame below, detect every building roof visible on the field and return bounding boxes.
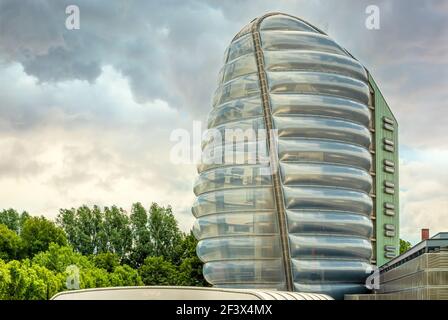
[380,232,448,273]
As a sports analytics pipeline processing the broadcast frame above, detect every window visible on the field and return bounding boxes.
[384,180,395,188]
[384,202,395,209]
[384,209,395,216]
[385,230,396,237]
[383,138,395,152]
[384,165,395,174]
[383,116,395,132]
[384,144,394,152]
[384,187,394,194]
[383,123,394,131]
[384,224,395,231]
[383,160,395,167]
[384,252,396,258]
[384,245,396,253]
[383,116,394,125]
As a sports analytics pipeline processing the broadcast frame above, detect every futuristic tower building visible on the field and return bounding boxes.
[192,13,399,299]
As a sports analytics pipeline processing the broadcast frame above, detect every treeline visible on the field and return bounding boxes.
[0,203,207,300]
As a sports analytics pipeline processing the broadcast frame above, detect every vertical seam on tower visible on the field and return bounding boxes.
[251,14,294,292]
[367,69,377,266]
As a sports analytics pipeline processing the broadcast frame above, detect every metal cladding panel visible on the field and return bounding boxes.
[193,13,374,299]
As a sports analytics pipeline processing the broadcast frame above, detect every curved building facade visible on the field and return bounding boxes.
[192,13,399,299]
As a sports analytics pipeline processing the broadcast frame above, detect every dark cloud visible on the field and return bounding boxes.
[0,0,446,233]
[0,0,446,147]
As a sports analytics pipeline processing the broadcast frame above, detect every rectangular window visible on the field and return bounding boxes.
[384,180,395,188]
[383,160,395,167]
[384,165,395,173]
[383,116,394,125]
[384,187,395,194]
[384,245,396,252]
[383,123,394,131]
[385,252,396,258]
[384,209,395,216]
[383,138,394,146]
[384,144,395,152]
[384,202,395,209]
[385,230,396,237]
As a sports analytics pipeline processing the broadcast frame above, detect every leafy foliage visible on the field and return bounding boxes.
[400,238,412,254]
[21,217,67,257]
[0,224,22,261]
[0,203,207,300]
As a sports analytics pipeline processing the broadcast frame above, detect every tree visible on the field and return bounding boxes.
[0,224,22,261]
[58,205,132,260]
[139,256,178,285]
[147,203,182,261]
[0,209,30,234]
[1,259,62,300]
[130,203,151,267]
[109,265,143,287]
[21,217,67,257]
[175,232,208,286]
[91,252,120,272]
[101,206,132,260]
[400,239,412,254]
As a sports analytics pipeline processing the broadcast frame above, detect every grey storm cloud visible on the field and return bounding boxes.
[0,0,446,236]
[0,0,446,148]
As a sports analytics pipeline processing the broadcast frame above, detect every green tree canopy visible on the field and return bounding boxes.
[0,224,22,261]
[139,256,178,285]
[400,239,412,254]
[0,209,29,234]
[21,217,67,257]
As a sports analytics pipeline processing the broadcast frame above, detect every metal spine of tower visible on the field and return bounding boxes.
[192,13,373,299]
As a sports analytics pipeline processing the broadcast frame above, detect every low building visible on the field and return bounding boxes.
[346,232,448,300]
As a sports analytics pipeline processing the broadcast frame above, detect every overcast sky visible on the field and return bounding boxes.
[0,0,446,244]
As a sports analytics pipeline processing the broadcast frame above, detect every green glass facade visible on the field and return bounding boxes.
[368,73,399,267]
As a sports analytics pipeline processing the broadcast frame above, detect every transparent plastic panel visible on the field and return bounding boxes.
[192,187,275,218]
[195,13,374,296]
[280,162,372,192]
[261,31,347,56]
[202,117,265,150]
[213,74,260,107]
[208,97,263,128]
[270,94,370,126]
[278,139,372,170]
[264,51,367,81]
[220,54,257,84]
[193,211,278,240]
[198,140,269,173]
[202,260,285,285]
[197,236,282,261]
[227,34,254,62]
[194,165,272,196]
[283,185,372,214]
[293,283,368,300]
[291,259,372,283]
[286,210,372,237]
[274,115,371,147]
[267,71,370,105]
[260,15,319,33]
[288,234,372,260]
